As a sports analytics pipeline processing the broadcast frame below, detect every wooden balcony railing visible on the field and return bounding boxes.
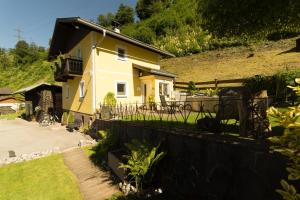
[54,58,83,82]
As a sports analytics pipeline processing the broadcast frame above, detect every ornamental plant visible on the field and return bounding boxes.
[104,92,117,107]
[119,139,166,193]
[61,112,68,125]
[267,78,300,200]
[67,112,75,126]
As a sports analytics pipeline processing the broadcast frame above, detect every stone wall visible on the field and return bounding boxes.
[92,119,288,200]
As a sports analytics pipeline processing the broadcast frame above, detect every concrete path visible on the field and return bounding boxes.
[63,148,119,200]
[0,119,88,160]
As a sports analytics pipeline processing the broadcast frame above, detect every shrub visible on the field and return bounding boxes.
[67,112,75,126]
[104,92,117,107]
[206,88,219,97]
[91,129,118,165]
[61,112,68,125]
[119,139,166,192]
[79,123,90,134]
[154,26,212,56]
[267,78,300,199]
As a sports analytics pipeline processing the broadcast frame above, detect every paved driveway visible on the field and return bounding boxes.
[0,119,88,160]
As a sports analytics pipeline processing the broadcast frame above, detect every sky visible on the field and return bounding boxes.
[0,0,137,49]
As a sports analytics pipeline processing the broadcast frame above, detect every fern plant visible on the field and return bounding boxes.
[119,139,166,192]
[267,78,300,200]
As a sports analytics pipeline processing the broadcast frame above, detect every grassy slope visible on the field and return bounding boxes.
[0,60,55,91]
[0,154,82,200]
[161,37,300,82]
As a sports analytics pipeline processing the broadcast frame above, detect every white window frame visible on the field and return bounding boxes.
[77,47,82,59]
[65,84,69,99]
[115,81,128,98]
[116,45,127,61]
[79,81,85,98]
[158,81,170,98]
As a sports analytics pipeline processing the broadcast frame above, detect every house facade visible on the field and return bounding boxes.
[49,17,176,119]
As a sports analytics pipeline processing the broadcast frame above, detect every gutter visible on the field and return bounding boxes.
[91,30,106,113]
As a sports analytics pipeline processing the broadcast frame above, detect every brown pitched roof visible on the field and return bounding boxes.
[0,88,13,95]
[49,17,175,60]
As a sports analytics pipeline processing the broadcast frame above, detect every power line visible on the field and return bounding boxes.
[14,28,23,41]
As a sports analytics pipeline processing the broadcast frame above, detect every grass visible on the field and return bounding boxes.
[0,112,19,120]
[161,37,300,82]
[0,154,82,200]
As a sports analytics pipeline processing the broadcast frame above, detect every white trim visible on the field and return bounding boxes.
[115,45,127,61]
[79,80,85,98]
[76,47,82,59]
[115,81,129,98]
[158,80,170,98]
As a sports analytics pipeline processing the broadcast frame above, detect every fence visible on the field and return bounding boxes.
[174,78,246,90]
[98,95,270,138]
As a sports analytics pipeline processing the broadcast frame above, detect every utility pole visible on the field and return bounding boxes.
[14,28,23,41]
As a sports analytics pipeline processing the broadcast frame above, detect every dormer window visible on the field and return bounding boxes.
[117,47,126,61]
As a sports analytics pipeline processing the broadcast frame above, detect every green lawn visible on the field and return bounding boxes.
[0,112,19,120]
[0,154,82,200]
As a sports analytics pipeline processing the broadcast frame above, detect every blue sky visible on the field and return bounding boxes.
[0,0,137,49]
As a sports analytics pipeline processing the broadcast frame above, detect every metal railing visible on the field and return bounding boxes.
[98,97,271,138]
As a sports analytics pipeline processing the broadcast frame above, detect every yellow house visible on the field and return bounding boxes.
[49,17,176,120]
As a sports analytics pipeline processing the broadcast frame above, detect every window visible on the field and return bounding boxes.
[79,81,85,98]
[77,48,82,59]
[159,82,169,97]
[116,82,128,97]
[117,47,126,60]
[65,84,69,99]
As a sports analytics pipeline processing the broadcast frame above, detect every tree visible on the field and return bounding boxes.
[14,40,29,65]
[136,0,171,20]
[97,12,115,27]
[198,0,300,38]
[115,4,134,26]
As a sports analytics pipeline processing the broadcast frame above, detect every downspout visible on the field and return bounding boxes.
[92,30,106,113]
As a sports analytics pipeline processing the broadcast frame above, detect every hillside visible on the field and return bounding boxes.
[161,37,300,82]
[0,60,55,90]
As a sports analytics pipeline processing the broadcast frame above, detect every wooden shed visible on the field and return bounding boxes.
[15,83,62,117]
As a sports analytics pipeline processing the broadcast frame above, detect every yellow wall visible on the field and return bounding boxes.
[62,32,94,115]
[94,32,162,105]
[62,30,173,115]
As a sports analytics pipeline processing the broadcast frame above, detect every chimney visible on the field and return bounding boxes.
[113,27,120,33]
[112,20,121,34]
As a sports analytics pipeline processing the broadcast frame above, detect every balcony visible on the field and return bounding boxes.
[54,57,83,82]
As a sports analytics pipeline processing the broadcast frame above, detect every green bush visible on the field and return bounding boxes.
[61,112,68,125]
[91,129,118,165]
[67,112,75,126]
[243,69,300,103]
[267,79,300,199]
[154,26,212,56]
[104,92,117,107]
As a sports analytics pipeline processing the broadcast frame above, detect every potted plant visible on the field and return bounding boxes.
[148,95,156,110]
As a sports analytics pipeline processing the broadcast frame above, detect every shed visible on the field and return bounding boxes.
[15,82,62,117]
